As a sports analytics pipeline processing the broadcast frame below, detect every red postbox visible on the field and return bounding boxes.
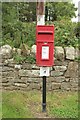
[36,25,54,66]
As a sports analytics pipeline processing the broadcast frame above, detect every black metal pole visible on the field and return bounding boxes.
[42,76,46,112]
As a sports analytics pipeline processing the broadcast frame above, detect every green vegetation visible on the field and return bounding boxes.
[13,54,26,63]
[75,57,80,62]
[48,91,78,118]
[13,53,36,64]
[45,2,77,21]
[2,20,79,48]
[2,2,79,49]
[2,91,78,118]
[2,2,76,23]
[2,21,36,48]
[0,92,2,119]
[46,20,79,47]
[2,91,33,118]
[1,2,80,63]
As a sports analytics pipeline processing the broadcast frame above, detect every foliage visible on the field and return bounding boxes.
[46,20,79,47]
[2,20,79,49]
[26,55,36,64]
[45,2,77,21]
[2,2,79,49]
[2,2,36,48]
[2,21,36,48]
[75,22,80,37]
[13,53,26,64]
[13,53,36,64]
[75,57,80,62]
[2,2,76,22]
[2,91,78,118]
[22,22,36,47]
[18,2,36,22]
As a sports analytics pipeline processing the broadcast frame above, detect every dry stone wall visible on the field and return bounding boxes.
[0,45,79,91]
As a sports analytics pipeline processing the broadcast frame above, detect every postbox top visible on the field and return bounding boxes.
[36,25,54,31]
[36,25,54,42]
[36,25,54,27]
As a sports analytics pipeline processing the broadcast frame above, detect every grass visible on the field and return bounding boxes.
[2,91,33,118]
[2,90,78,118]
[0,92,2,119]
[47,91,78,118]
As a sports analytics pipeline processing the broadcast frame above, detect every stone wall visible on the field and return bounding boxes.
[0,45,79,91]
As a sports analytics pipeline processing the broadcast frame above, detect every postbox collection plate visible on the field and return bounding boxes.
[41,45,49,60]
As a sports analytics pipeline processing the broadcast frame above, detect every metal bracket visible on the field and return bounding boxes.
[40,67,50,76]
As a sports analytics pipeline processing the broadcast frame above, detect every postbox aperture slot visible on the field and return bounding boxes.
[38,31,53,34]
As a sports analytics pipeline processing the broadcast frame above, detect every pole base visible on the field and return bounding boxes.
[42,103,46,112]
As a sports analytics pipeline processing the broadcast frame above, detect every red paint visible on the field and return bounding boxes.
[36,25,54,66]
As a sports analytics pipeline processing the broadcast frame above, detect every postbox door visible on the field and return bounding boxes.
[36,42,54,66]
